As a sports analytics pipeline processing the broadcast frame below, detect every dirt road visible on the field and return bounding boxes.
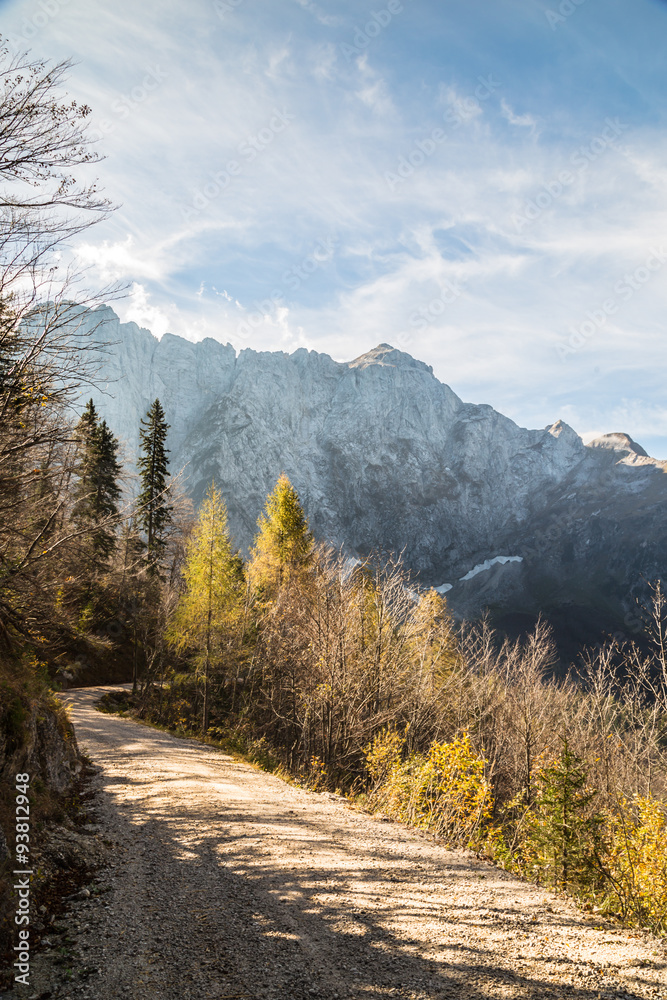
[26,686,667,999]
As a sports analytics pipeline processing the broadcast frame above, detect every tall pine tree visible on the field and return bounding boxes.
[73,399,122,566]
[0,299,23,412]
[137,398,172,575]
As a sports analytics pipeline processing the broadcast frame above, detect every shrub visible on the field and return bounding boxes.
[602,795,667,933]
[364,726,405,789]
[365,729,493,848]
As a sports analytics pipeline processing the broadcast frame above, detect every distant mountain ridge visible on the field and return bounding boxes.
[77,305,667,649]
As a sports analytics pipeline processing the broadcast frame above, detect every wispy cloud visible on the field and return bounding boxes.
[500,99,540,136]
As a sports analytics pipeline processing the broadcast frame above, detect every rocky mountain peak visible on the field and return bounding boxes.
[348,343,434,374]
[588,432,649,458]
[547,419,581,444]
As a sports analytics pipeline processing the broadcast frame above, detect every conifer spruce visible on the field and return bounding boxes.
[73,399,99,500]
[73,400,122,566]
[137,398,172,575]
[527,736,601,891]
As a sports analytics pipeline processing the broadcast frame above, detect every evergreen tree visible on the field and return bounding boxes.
[168,482,243,733]
[119,517,145,589]
[249,473,313,595]
[527,736,601,891]
[73,400,122,566]
[137,398,172,575]
[71,398,97,559]
[0,299,23,412]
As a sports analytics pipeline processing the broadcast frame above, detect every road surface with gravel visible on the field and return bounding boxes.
[25,686,667,1000]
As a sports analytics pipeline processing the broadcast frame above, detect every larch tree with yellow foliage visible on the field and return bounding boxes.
[168,482,243,733]
[248,473,313,597]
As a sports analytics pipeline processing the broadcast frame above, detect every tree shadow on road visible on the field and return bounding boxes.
[87,772,664,1000]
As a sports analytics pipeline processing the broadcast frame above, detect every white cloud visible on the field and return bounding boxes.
[266,46,294,79]
[356,79,393,115]
[580,430,605,444]
[501,99,539,135]
[310,42,338,81]
[120,283,176,339]
[73,236,163,284]
[292,0,341,27]
[437,84,484,125]
[354,54,395,116]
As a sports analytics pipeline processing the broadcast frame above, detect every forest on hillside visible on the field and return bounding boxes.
[1,41,667,946]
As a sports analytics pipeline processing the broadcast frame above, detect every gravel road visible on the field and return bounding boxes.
[25,686,667,1000]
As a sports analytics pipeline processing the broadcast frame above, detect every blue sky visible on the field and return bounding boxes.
[3,0,667,456]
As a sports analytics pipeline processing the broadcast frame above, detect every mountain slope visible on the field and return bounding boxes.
[76,305,667,642]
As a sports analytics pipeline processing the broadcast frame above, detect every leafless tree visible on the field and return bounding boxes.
[0,38,119,647]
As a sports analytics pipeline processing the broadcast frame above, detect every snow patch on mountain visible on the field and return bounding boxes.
[459,556,523,582]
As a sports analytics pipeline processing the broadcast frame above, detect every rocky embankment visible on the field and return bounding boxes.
[0,685,99,988]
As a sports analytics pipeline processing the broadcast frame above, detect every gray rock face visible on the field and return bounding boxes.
[76,306,667,641]
[587,432,649,459]
[83,305,238,461]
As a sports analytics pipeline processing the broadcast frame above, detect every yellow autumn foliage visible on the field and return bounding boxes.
[604,795,667,933]
[364,728,493,848]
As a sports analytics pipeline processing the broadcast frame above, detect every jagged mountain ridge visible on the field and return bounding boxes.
[78,305,667,642]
